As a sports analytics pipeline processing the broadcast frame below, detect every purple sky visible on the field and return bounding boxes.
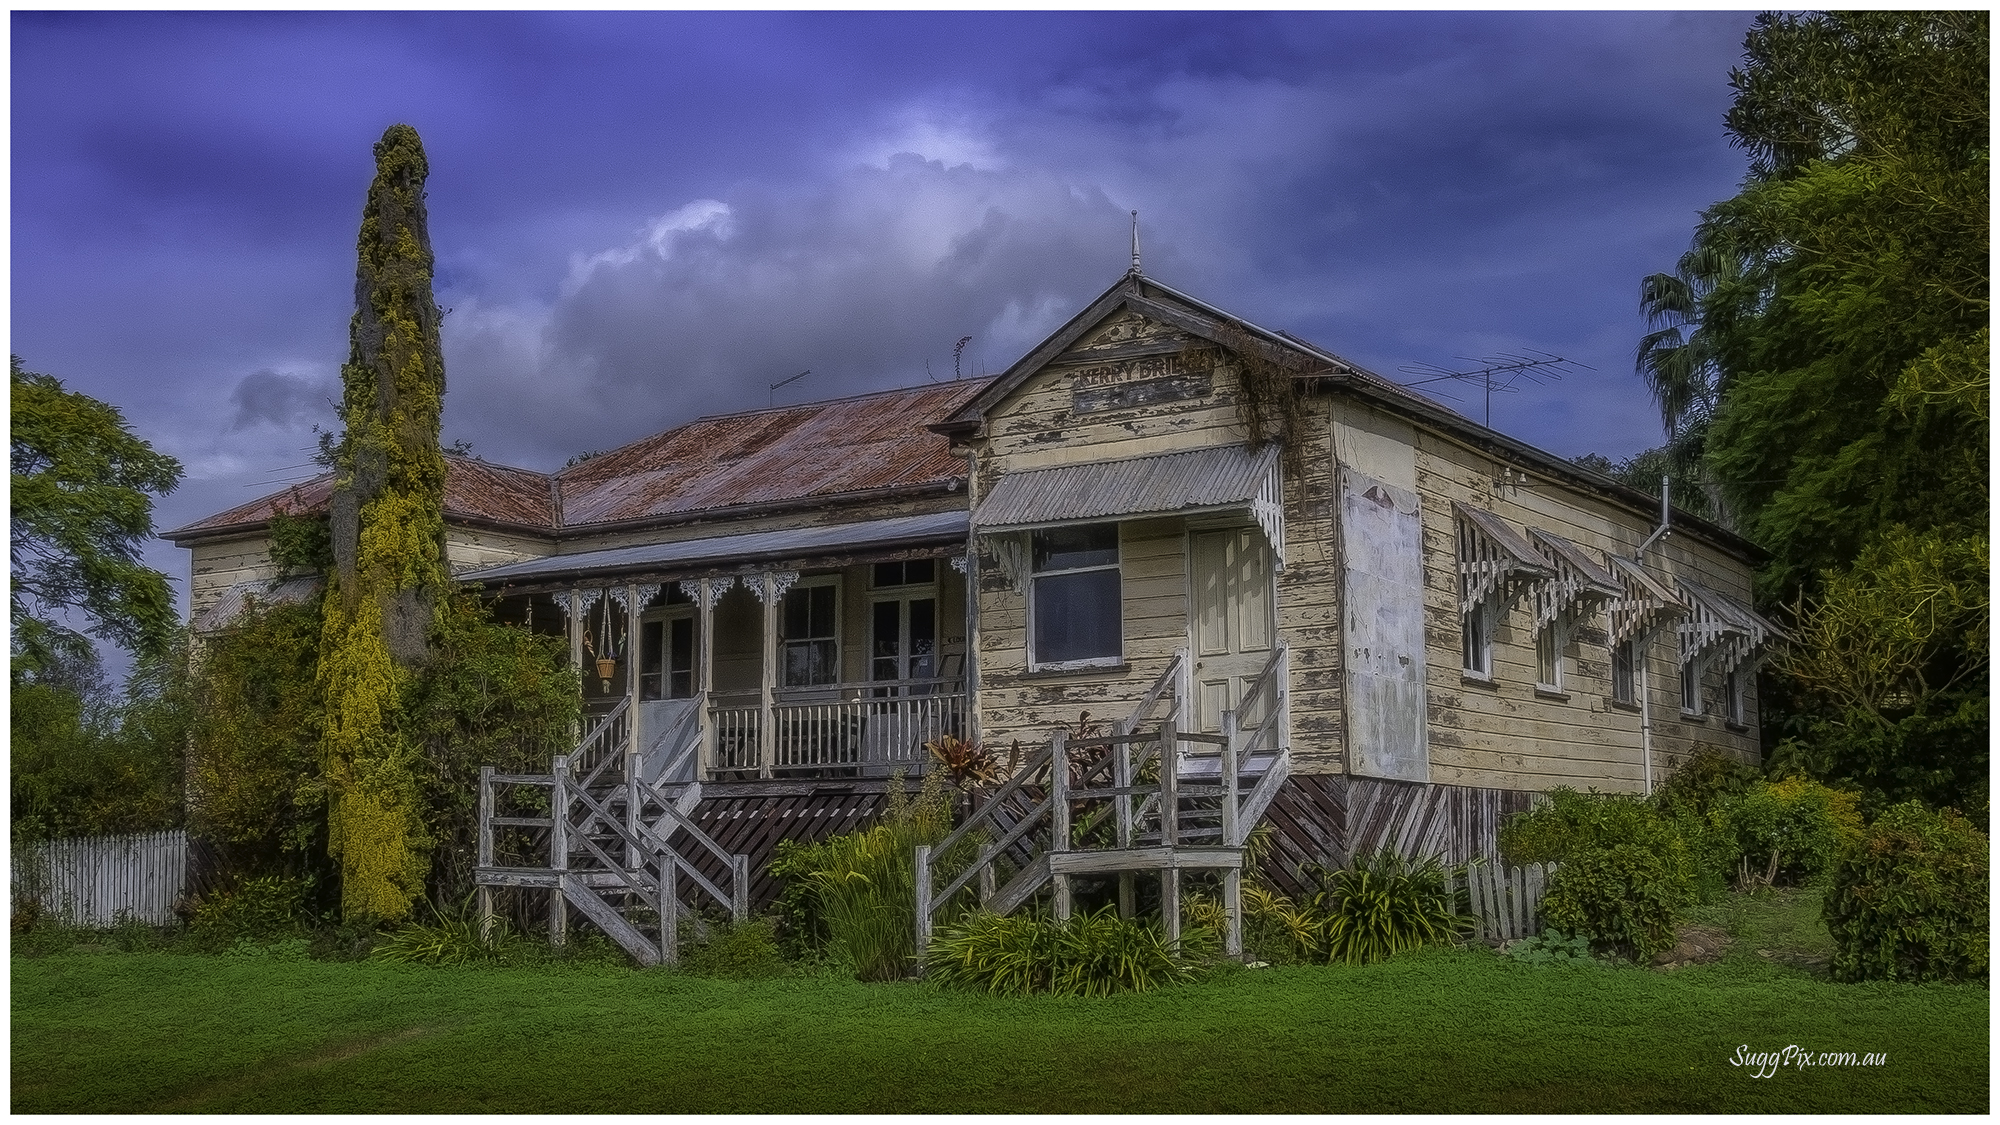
[13,10,1760,649]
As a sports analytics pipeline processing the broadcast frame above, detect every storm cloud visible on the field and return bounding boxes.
[12,11,1762,637]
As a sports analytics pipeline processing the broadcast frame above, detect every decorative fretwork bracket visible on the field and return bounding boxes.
[1527,529,1623,630]
[1605,556,1686,648]
[1453,502,1553,616]
[1678,581,1784,677]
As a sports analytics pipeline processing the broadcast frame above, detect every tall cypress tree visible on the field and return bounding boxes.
[319,124,451,921]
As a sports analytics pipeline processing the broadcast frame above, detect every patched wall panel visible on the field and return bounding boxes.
[1340,467,1429,782]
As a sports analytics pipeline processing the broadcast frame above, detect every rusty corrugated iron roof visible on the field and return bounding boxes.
[169,380,990,543]
[552,380,988,528]
[166,454,558,541]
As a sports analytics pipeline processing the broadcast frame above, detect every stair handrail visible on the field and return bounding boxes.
[561,771,740,914]
[1117,647,1187,738]
[562,696,632,786]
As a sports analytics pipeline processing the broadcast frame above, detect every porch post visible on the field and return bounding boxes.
[626,582,642,761]
[696,579,717,780]
[567,588,583,671]
[759,571,778,779]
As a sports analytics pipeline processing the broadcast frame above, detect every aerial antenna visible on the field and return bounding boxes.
[1130,211,1142,275]
[1397,351,1591,429]
[769,368,810,408]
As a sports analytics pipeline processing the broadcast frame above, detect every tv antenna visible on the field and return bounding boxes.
[768,368,810,407]
[1398,351,1591,429]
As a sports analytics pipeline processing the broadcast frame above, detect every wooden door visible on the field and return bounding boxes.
[1190,526,1274,733]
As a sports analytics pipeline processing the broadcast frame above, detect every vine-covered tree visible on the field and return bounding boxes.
[319,124,453,921]
[1638,13,1988,811]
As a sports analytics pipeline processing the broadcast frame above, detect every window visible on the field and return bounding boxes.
[1680,657,1704,716]
[1535,618,1564,693]
[639,614,695,700]
[781,581,839,687]
[872,558,935,588]
[1462,601,1492,678]
[1725,667,1746,726]
[1611,638,1636,704]
[1029,524,1121,668]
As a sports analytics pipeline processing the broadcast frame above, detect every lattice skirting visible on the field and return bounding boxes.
[1255,775,1536,896]
[668,787,891,911]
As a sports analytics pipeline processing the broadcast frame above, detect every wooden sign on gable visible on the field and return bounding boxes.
[1068,346,1217,415]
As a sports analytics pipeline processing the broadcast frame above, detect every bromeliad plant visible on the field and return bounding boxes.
[1305,846,1469,965]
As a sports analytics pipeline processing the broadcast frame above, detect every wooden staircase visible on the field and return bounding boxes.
[916,643,1291,966]
[475,697,750,966]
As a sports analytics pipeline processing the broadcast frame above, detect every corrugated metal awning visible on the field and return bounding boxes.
[462,510,968,586]
[974,444,1280,530]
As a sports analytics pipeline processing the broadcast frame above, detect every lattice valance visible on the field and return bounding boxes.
[1454,503,1553,615]
[1678,581,1784,674]
[1604,556,1686,647]
[1527,529,1623,629]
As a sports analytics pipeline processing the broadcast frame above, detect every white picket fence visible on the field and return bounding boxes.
[13,829,188,927]
[1446,860,1555,943]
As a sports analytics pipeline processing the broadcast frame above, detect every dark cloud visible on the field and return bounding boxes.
[228,369,337,431]
[10,10,1763,643]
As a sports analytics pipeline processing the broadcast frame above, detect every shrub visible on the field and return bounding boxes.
[1304,846,1467,965]
[926,907,1194,996]
[1540,842,1686,962]
[372,897,492,966]
[1717,776,1863,888]
[680,918,789,979]
[1655,744,1760,821]
[1823,802,1988,983]
[769,772,973,982]
[1501,790,1695,961]
[1187,883,1324,964]
[188,874,314,950]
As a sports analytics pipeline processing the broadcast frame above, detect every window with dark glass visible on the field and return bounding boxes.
[1612,638,1636,704]
[1535,619,1562,691]
[872,559,935,588]
[1030,524,1121,667]
[782,583,839,686]
[1462,602,1491,677]
[639,615,696,700]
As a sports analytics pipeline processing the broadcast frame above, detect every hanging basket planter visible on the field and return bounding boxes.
[595,657,618,686]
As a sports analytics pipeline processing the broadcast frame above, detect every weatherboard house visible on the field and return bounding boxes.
[170,270,1780,963]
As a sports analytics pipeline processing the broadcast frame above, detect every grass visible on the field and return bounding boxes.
[12,893,1987,1113]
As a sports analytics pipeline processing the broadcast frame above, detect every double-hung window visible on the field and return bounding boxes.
[781,579,840,687]
[1611,637,1637,705]
[1462,601,1493,678]
[1535,617,1565,693]
[1029,524,1121,669]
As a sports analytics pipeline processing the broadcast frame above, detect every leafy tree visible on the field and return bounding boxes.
[10,357,184,678]
[319,124,453,922]
[1638,12,1987,595]
[1638,14,1987,811]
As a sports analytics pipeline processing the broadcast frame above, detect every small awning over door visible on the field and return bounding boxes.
[973,443,1283,566]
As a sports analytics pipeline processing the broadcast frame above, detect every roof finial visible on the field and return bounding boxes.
[1129,210,1142,275]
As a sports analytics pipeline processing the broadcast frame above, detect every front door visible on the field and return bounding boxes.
[1190,526,1274,734]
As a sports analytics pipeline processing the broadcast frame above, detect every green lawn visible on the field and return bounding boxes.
[13,899,1986,1114]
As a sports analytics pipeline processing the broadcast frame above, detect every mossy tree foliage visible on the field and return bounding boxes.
[320,124,452,922]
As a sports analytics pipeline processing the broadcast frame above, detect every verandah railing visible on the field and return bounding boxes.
[708,676,966,776]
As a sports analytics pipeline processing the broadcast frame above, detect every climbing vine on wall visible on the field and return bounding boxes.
[1208,318,1328,484]
[319,124,453,923]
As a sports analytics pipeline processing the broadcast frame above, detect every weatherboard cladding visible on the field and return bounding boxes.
[972,443,1280,529]
[462,511,969,585]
